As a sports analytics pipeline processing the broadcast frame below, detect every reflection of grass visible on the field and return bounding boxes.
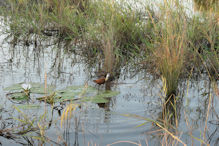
[122,112,186,146]
[122,79,215,146]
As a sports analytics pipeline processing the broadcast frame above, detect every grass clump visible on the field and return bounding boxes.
[143,0,218,97]
[84,1,145,62]
[1,0,89,41]
[146,2,188,97]
[1,0,145,74]
[0,0,218,96]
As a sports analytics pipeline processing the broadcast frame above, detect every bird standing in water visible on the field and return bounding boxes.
[93,73,110,85]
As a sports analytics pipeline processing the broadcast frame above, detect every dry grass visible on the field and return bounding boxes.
[147,1,187,97]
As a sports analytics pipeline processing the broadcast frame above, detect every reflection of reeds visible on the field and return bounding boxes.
[157,78,184,145]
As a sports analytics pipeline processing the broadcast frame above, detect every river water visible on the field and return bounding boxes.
[0,0,218,145]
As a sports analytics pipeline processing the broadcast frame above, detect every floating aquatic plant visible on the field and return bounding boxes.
[56,86,119,103]
[16,104,41,110]
[4,82,55,94]
[5,83,119,104]
[7,92,30,101]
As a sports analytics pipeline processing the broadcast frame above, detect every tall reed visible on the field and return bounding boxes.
[147,1,188,97]
[84,0,144,73]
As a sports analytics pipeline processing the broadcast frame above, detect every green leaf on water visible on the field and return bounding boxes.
[55,87,119,103]
[4,83,23,91]
[82,96,110,103]
[56,85,97,100]
[82,90,120,103]
[7,92,29,100]
[29,83,55,94]
[57,91,79,98]
[94,90,120,98]
[16,104,41,110]
[4,82,55,94]
[64,85,86,91]
[55,92,78,101]
[59,85,96,93]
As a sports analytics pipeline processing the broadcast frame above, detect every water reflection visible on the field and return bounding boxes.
[149,95,183,145]
[0,32,218,145]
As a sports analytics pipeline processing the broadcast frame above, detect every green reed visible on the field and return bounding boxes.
[0,0,218,94]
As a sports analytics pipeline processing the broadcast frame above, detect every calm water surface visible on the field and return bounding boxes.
[0,32,218,146]
[0,0,218,144]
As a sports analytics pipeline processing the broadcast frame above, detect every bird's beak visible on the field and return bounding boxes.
[105,73,110,81]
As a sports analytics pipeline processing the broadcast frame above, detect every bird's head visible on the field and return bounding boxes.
[105,73,110,81]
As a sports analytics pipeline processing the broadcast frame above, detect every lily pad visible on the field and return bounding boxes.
[58,85,96,93]
[16,104,41,109]
[94,91,120,98]
[4,82,55,94]
[4,83,23,91]
[55,92,79,101]
[82,90,120,103]
[30,83,55,94]
[54,86,119,103]
[7,92,29,100]
[65,85,96,91]
[37,93,62,104]
[56,85,97,100]
[82,96,110,103]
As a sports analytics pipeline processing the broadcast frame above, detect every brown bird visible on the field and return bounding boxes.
[93,73,110,85]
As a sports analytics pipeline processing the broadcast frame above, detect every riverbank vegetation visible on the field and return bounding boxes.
[1,0,217,83]
[0,0,218,122]
[0,0,218,145]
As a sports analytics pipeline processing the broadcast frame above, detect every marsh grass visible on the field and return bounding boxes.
[143,0,218,97]
[188,13,219,81]
[146,1,188,97]
[1,0,89,41]
[200,15,219,80]
[83,0,145,73]
[12,106,49,144]
[194,0,219,11]
[0,0,218,145]
[1,0,146,75]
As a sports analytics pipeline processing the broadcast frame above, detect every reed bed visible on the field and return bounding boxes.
[0,0,218,145]
[0,0,217,95]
